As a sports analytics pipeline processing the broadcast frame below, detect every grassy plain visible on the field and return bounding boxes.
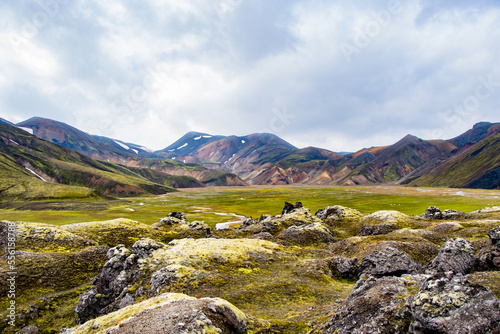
[1,185,499,227]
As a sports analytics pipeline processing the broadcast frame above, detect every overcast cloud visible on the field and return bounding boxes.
[1,0,500,152]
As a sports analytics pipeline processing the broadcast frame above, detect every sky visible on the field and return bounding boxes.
[1,0,500,152]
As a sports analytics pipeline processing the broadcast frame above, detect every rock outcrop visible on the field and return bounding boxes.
[76,244,140,323]
[410,272,500,333]
[282,201,303,214]
[315,205,362,223]
[480,226,500,270]
[277,222,335,245]
[421,206,464,220]
[358,246,423,278]
[152,212,188,229]
[427,238,478,275]
[358,210,415,236]
[67,293,247,334]
[323,275,424,334]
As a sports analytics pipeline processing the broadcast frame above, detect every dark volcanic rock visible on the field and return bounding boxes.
[282,201,303,215]
[16,325,40,334]
[249,232,275,241]
[442,209,464,219]
[357,223,397,236]
[323,275,424,334]
[488,226,500,245]
[132,238,166,259]
[427,238,478,275]
[97,295,247,334]
[327,256,359,279]
[152,212,188,228]
[409,272,500,333]
[421,206,443,219]
[76,245,139,323]
[480,226,500,270]
[358,247,423,278]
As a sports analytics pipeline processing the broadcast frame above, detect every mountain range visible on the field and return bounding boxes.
[1,116,499,200]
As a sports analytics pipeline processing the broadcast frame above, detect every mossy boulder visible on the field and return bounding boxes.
[277,222,335,246]
[427,238,478,275]
[358,210,421,236]
[240,207,323,235]
[315,205,363,223]
[0,221,96,254]
[61,219,177,247]
[144,238,283,272]
[66,293,247,334]
[329,235,440,265]
[322,275,425,334]
[410,272,500,333]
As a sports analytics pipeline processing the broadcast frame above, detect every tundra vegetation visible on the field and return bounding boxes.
[0,185,499,333]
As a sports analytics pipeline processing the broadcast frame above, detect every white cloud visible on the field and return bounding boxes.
[1,0,500,152]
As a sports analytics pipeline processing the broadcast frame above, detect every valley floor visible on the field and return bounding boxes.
[1,185,500,333]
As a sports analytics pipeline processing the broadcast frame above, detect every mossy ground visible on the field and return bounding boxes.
[1,186,499,228]
[1,185,499,333]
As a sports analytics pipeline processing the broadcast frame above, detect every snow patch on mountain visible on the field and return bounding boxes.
[25,167,46,182]
[177,143,188,150]
[114,140,130,150]
[18,127,34,135]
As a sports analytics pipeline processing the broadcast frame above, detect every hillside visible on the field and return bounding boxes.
[409,132,500,189]
[17,117,155,160]
[0,123,178,199]
[15,117,247,187]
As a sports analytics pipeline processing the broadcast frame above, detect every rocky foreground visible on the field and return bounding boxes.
[1,203,500,333]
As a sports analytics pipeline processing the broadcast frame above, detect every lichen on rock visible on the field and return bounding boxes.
[66,293,247,334]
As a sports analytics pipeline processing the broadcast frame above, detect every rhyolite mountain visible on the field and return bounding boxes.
[17,117,157,160]
[409,131,500,189]
[6,116,500,189]
[0,122,180,199]
[15,117,247,187]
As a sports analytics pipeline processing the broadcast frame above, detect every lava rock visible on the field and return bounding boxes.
[358,247,423,278]
[409,272,500,333]
[442,209,464,220]
[75,245,139,323]
[427,238,478,275]
[480,227,500,270]
[152,212,188,228]
[282,201,303,215]
[323,275,425,334]
[277,222,335,246]
[421,206,443,219]
[488,226,500,245]
[358,223,397,236]
[132,238,166,259]
[327,256,359,279]
[315,205,362,222]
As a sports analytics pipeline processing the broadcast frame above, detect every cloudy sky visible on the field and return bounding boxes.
[1,0,500,152]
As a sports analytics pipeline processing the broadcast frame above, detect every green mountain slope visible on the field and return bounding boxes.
[0,123,177,200]
[409,132,500,189]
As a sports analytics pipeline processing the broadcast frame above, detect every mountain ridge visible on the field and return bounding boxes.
[3,116,500,189]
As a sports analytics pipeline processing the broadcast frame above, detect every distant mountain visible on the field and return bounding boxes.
[17,117,155,160]
[410,131,500,189]
[447,121,500,150]
[0,122,177,199]
[5,116,500,189]
[157,131,348,184]
[342,134,456,184]
[0,117,14,126]
[14,117,247,187]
